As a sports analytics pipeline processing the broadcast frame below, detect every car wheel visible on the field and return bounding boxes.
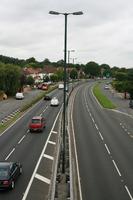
[11,181,15,189]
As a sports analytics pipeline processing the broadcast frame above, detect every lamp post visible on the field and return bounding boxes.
[68,49,75,64]
[49,10,83,173]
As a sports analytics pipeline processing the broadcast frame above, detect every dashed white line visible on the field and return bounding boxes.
[43,154,54,160]
[5,148,15,160]
[98,131,104,140]
[104,144,111,155]
[18,135,26,144]
[92,117,95,123]
[112,160,121,177]
[125,185,133,200]
[48,141,56,145]
[42,106,48,113]
[95,124,98,130]
[35,173,51,184]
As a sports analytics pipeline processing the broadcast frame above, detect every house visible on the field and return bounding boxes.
[23,67,46,83]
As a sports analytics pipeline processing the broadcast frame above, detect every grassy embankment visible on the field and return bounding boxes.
[93,83,116,109]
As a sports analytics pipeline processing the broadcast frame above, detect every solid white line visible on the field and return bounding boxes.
[98,131,104,140]
[104,144,111,155]
[112,160,121,176]
[43,154,54,160]
[5,148,15,160]
[18,135,26,144]
[125,185,133,200]
[35,173,51,184]
[48,141,56,145]
[71,91,83,200]
[22,107,62,200]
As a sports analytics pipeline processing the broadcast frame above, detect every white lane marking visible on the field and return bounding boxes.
[51,131,57,134]
[18,135,26,144]
[92,117,95,123]
[43,154,54,160]
[22,107,62,200]
[98,131,104,140]
[104,144,111,155]
[95,124,98,130]
[91,86,103,109]
[71,91,83,200]
[35,173,50,184]
[42,106,48,113]
[40,106,48,116]
[48,141,56,145]
[125,185,133,200]
[5,148,15,160]
[112,160,121,177]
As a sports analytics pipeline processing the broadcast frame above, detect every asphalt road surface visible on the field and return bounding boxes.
[72,81,133,200]
[0,88,64,200]
[0,88,60,123]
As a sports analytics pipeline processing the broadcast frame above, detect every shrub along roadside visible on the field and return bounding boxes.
[93,83,116,109]
[0,85,57,134]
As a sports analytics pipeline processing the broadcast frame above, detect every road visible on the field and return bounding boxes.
[72,81,133,200]
[0,88,64,199]
[0,88,60,123]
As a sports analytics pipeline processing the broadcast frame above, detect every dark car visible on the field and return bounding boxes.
[44,95,51,101]
[129,100,133,108]
[29,116,46,132]
[0,162,22,189]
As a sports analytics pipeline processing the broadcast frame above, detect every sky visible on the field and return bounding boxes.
[0,0,133,68]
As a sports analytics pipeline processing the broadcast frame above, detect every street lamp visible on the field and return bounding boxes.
[68,50,75,64]
[49,10,83,173]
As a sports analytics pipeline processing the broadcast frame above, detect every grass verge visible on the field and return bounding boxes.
[93,83,116,109]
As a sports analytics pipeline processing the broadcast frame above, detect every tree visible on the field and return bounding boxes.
[4,64,22,95]
[84,61,100,78]
[26,76,35,86]
[115,72,127,81]
[26,57,37,63]
[50,74,58,82]
[56,69,64,81]
[70,69,78,79]
[43,75,50,82]
[42,58,51,65]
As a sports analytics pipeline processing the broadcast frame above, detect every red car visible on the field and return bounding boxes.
[29,116,46,132]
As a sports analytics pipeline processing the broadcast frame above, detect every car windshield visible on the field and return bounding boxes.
[0,168,9,178]
[32,119,41,124]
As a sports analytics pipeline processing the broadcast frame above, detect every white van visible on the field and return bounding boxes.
[58,83,64,89]
[15,92,24,100]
